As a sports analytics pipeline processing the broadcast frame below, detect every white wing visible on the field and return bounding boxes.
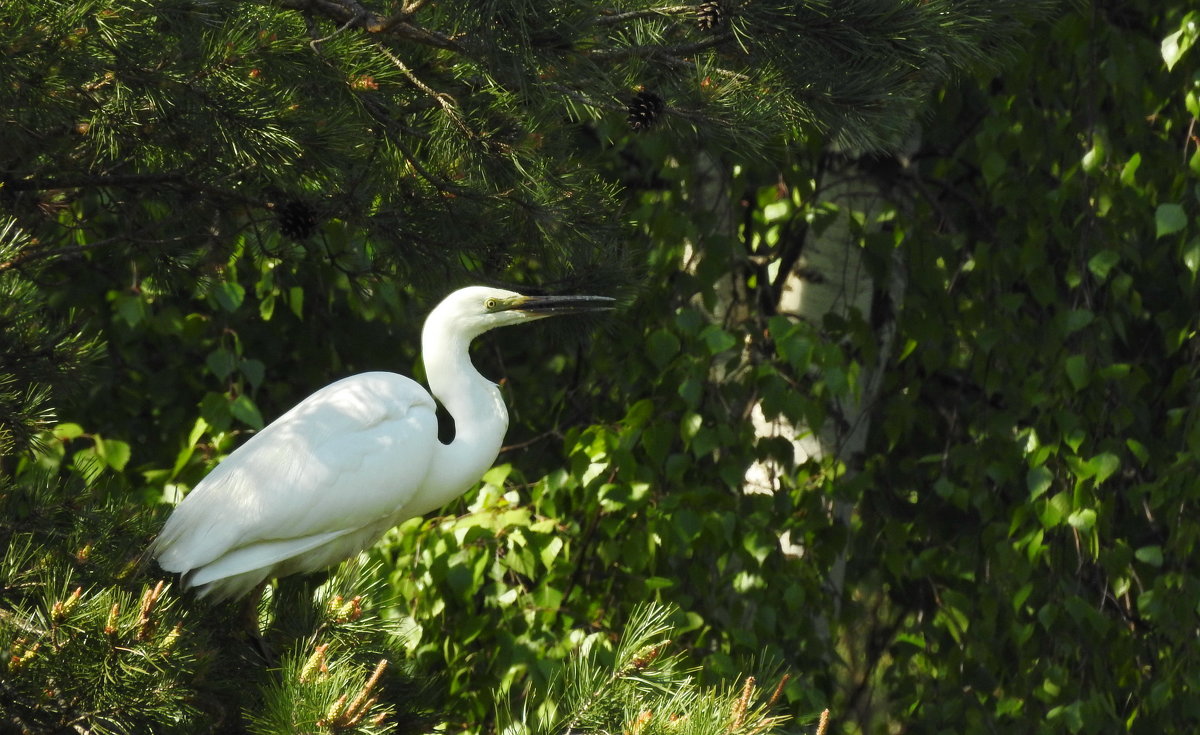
[153,371,439,598]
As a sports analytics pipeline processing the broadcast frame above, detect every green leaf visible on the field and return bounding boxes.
[52,423,85,440]
[205,348,237,380]
[677,377,702,408]
[114,293,148,327]
[259,293,276,321]
[93,436,131,471]
[642,576,675,590]
[1086,250,1120,280]
[762,200,791,223]
[1162,25,1195,72]
[1040,492,1071,528]
[742,530,774,565]
[1135,546,1164,567]
[1126,438,1149,466]
[1120,153,1141,186]
[640,422,673,465]
[212,280,246,312]
[645,328,681,368]
[700,324,737,354]
[1067,508,1096,532]
[1081,133,1105,172]
[230,394,265,430]
[288,286,304,318]
[1047,701,1084,733]
[1183,238,1200,275]
[981,149,1007,186]
[1065,428,1086,454]
[1026,466,1053,500]
[240,358,266,391]
[539,536,564,569]
[199,392,232,432]
[1065,354,1090,390]
[679,412,703,443]
[1063,309,1093,335]
[1089,452,1120,485]
[1155,203,1188,238]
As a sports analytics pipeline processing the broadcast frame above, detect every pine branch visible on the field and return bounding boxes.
[588,34,734,60]
[594,6,696,25]
[0,237,124,272]
[271,0,464,51]
[374,42,475,138]
[1,172,188,192]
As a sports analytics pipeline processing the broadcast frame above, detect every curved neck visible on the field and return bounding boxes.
[415,321,509,514]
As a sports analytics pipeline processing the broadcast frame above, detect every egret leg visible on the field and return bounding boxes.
[236,580,278,665]
[242,579,269,634]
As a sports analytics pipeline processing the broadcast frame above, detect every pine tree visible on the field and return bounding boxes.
[498,603,806,735]
[0,220,98,456]
[1,0,1055,731]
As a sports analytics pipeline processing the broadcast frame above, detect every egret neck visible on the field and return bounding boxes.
[416,313,509,515]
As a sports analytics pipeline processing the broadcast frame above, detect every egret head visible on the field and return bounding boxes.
[427,286,616,341]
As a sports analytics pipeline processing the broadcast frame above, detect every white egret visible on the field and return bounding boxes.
[152,286,614,600]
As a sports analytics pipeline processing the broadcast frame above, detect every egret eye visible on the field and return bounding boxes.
[484,298,498,310]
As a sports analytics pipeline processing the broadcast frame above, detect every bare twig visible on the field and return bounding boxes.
[499,430,561,453]
[374,43,474,137]
[374,0,433,33]
[310,13,361,50]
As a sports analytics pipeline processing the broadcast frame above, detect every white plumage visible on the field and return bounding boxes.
[152,286,613,600]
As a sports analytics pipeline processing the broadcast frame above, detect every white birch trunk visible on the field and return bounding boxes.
[683,150,909,606]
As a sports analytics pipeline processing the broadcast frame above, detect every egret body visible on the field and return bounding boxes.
[152,286,613,600]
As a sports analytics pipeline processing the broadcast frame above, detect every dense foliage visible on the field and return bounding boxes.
[4,0,1199,733]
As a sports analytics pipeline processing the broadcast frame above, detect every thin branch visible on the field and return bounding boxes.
[388,134,467,194]
[548,83,626,114]
[1,172,187,192]
[594,5,695,25]
[374,0,434,34]
[588,34,734,60]
[374,43,474,137]
[0,238,123,272]
[499,430,562,453]
[309,12,361,50]
[0,231,199,272]
[271,0,463,52]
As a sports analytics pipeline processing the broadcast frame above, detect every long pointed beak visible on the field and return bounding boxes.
[512,294,616,316]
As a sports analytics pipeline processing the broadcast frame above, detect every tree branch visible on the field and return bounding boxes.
[1,172,187,192]
[587,33,734,60]
[269,0,464,52]
[593,5,695,25]
[373,43,474,138]
[0,239,122,272]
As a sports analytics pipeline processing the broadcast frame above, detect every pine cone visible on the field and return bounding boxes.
[626,91,665,132]
[696,0,724,31]
[276,200,318,240]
